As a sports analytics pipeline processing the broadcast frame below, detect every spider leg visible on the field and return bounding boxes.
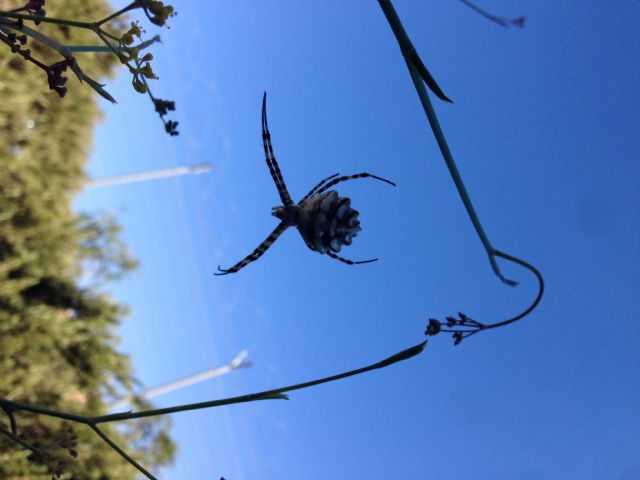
[314,172,396,197]
[216,221,289,275]
[327,251,378,265]
[262,92,293,206]
[299,173,340,206]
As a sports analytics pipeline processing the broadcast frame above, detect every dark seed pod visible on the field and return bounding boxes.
[297,190,362,254]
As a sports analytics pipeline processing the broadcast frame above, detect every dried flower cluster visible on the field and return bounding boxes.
[425,313,486,345]
[1,405,79,480]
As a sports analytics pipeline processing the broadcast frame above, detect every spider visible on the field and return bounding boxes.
[215,93,396,276]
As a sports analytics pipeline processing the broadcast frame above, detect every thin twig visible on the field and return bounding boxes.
[481,250,544,330]
[0,341,426,477]
[90,424,157,480]
[0,11,94,29]
[0,425,41,456]
[93,341,427,423]
[95,2,138,27]
[427,252,544,343]
[67,35,161,53]
[458,0,525,28]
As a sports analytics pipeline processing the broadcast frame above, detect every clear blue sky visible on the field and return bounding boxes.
[76,1,640,479]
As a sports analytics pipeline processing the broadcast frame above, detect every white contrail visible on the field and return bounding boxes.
[86,163,212,188]
[110,350,250,410]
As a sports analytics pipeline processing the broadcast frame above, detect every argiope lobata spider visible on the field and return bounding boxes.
[215,93,396,276]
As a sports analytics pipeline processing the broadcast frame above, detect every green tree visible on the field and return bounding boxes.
[0,0,175,477]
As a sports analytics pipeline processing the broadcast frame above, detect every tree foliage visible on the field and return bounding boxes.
[0,0,175,477]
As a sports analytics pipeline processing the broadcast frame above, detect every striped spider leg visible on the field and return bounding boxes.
[216,93,395,276]
[261,92,293,207]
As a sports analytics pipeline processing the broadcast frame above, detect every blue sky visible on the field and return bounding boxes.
[76,1,639,479]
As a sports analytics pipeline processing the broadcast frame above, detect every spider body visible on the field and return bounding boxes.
[290,190,361,255]
[271,203,301,226]
[216,93,395,276]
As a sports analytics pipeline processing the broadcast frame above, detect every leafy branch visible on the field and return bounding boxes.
[0,0,179,135]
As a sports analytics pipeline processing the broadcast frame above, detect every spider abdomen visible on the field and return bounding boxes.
[297,190,361,254]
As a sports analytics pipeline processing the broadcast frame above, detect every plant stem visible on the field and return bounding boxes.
[481,250,544,330]
[94,28,127,64]
[17,23,74,60]
[0,341,426,478]
[0,425,40,455]
[96,2,139,27]
[0,11,94,30]
[0,397,89,424]
[90,424,157,480]
[93,341,427,423]
[405,60,516,285]
[97,27,122,43]
[458,0,523,28]
[377,0,519,286]
[66,45,124,53]
[67,35,160,53]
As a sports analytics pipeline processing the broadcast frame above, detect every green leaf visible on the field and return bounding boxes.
[83,74,117,104]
